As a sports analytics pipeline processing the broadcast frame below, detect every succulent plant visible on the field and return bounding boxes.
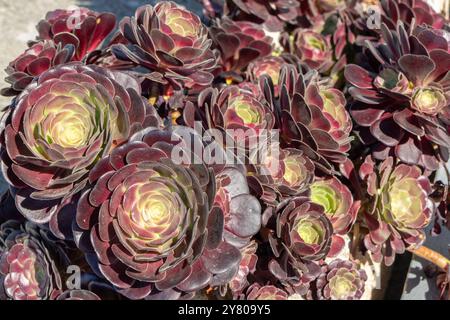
[247,147,315,204]
[264,197,334,262]
[0,63,161,238]
[314,259,367,300]
[0,0,447,302]
[350,0,447,43]
[289,30,334,73]
[209,17,273,83]
[310,177,360,234]
[260,197,334,295]
[2,41,75,96]
[225,0,300,31]
[75,126,261,299]
[345,22,450,170]
[283,11,353,79]
[247,56,285,84]
[185,83,274,128]
[262,65,353,173]
[247,55,291,95]
[244,283,288,300]
[183,84,276,156]
[112,2,217,91]
[36,8,116,61]
[359,156,433,265]
[0,221,68,300]
[379,0,447,29]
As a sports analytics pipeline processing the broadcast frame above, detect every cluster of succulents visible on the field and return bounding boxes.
[0,0,448,300]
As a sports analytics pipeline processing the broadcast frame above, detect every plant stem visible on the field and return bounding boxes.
[408,246,450,271]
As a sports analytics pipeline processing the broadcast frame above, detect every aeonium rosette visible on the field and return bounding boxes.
[317,87,353,144]
[112,2,217,91]
[247,147,315,205]
[375,0,447,30]
[411,86,448,115]
[310,177,360,234]
[0,221,69,300]
[309,177,360,257]
[291,30,333,73]
[209,17,273,83]
[281,13,351,83]
[75,126,261,299]
[221,91,269,130]
[262,65,353,173]
[313,259,367,300]
[345,22,450,170]
[261,197,334,295]
[248,56,284,83]
[36,7,116,61]
[0,63,161,238]
[264,197,334,261]
[359,156,433,266]
[2,41,75,96]
[3,5,121,97]
[183,84,276,155]
[247,56,290,96]
[225,0,299,32]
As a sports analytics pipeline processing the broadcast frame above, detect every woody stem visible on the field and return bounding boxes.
[407,246,450,271]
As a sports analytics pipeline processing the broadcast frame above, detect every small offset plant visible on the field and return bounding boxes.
[0,0,448,300]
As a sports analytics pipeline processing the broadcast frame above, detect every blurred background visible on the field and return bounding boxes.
[0,0,448,300]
